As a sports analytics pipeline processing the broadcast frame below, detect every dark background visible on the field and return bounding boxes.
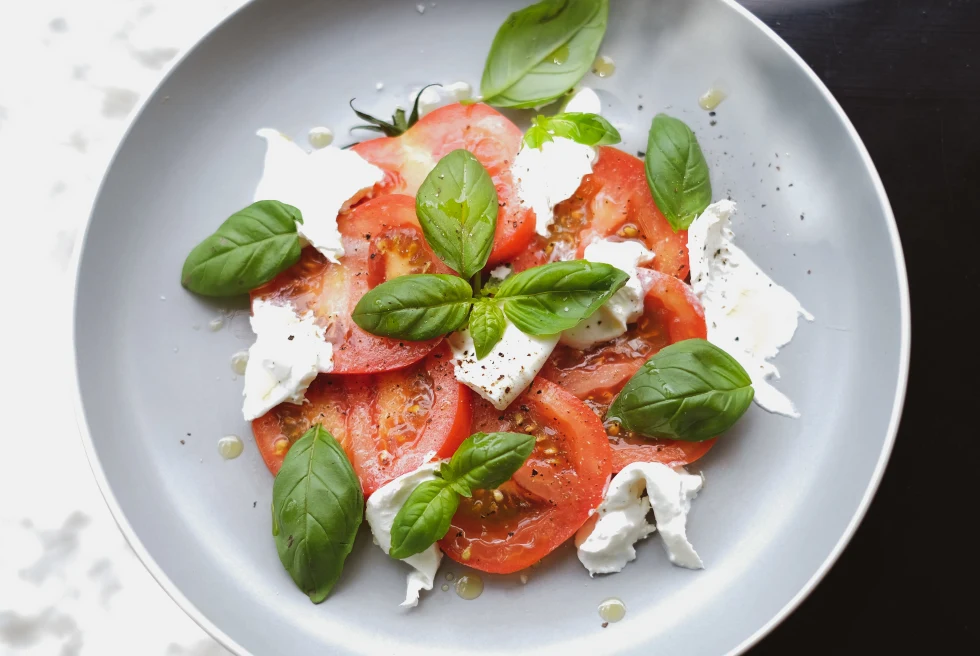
[741,0,979,653]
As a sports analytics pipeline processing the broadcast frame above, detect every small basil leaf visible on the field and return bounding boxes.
[272,425,364,603]
[481,0,609,109]
[469,301,507,360]
[523,124,553,149]
[526,112,621,148]
[416,150,499,279]
[495,260,629,335]
[180,200,302,297]
[606,338,754,441]
[444,432,536,496]
[388,478,460,560]
[351,274,473,341]
[644,114,712,231]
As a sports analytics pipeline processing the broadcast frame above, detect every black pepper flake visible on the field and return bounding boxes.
[531,469,539,476]
[179,439,185,445]
[788,183,794,187]
[602,622,609,628]
[253,501,257,508]
[776,187,781,191]
[186,432,191,436]
[709,111,716,117]
[637,104,643,110]
[287,335,294,341]
[710,120,717,126]
[370,252,376,259]
[807,269,812,274]
[636,150,645,158]
[800,213,805,220]
[520,404,530,412]
[505,386,511,393]
[364,233,371,240]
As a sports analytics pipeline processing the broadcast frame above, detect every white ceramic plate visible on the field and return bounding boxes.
[72,0,910,653]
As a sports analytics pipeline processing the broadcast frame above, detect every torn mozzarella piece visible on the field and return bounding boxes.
[576,462,704,575]
[364,461,443,608]
[254,129,384,263]
[687,200,813,417]
[563,87,602,114]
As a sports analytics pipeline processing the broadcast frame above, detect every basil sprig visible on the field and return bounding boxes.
[416,149,498,279]
[481,0,609,109]
[350,274,473,341]
[644,114,712,232]
[271,425,364,603]
[606,339,754,441]
[524,112,621,149]
[389,432,534,559]
[469,300,507,360]
[181,200,303,297]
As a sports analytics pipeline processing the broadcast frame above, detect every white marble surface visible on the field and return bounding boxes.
[0,2,248,653]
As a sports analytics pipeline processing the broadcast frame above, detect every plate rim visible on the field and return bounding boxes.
[69,1,911,654]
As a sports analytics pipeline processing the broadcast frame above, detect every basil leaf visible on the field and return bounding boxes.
[415,150,498,279]
[272,425,364,603]
[481,0,609,109]
[495,260,629,335]
[606,339,754,441]
[351,274,473,341]
[180,200,302,297]
[644,114,712,231]
[526,112,621,148]
[469,301,507,360]
[443,432,535,496]
[388,478,460,560]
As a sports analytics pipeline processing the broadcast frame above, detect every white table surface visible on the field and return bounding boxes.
[0,2,248,653]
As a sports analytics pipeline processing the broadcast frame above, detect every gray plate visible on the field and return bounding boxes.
[72,0,910,654]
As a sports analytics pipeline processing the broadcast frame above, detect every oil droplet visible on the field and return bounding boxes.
[230,350,249,375]
[218,435,244,460]
[549,44,570,65]
[307,126,334,149]
[441,584,449,591]
[698,87,727,111]
[592,55,616,78]
[445,572,455,582]
[208,316,224,332]
[454,574,484,600]
[598,598,626,623]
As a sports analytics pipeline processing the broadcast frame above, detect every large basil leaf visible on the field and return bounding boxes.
[416,149,498,279]
[388,478,460,560]
[469,300,507,360]
[481,0,608,109]
[443,432,535,497]
[351,274,473,341]
[181,200,303,297]
[644,114,712,231]
[525,112,621,149]
[495,260,628,335]
[271,425,363,603]
[606,339,754,441]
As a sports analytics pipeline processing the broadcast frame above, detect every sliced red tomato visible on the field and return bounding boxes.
[508,146,690,279]
[539,268,714,471]
[439,378,611,574]
[251,195,453,374]
[353,103,534,266]
[252,343,472,496]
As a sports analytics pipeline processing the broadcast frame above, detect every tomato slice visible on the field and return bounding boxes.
[508,146,690,279]
[539,268,714,471]
[439,378,611,574]
[251,343,472,496]
[251,195,452,374]
[353,103,534,266]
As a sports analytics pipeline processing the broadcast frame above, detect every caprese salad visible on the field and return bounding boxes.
[179,0,811,608]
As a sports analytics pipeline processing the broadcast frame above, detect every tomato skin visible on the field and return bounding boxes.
[251,343,471,496]
[252,195,452,374]
[353,103,534,266]
[439,378,611,574]
[508,147,690,279]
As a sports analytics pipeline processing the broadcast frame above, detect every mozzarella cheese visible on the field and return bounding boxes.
[563,86,602,114]
[561,239,657,349]
[364,461,443,608]
[254,129,384,263]
[687,200,813,417]
[415,81,473,117]
[576,462,703,575]
[242,300,333,421]
[512,138,596,237]
[448,320,559,410]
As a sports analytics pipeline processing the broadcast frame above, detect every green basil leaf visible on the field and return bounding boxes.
[526,112,621,148]
[606,339,754,441]
[523,124,553,149]
[644,114,712,231]
[351,274,473,341]
[272,425,364,603]
[388,478,460,560]
[481,0,609,109]
[469,301,507,360]
[415,150,498,279]
[180,200,302,297]
[443,432,536,497]
[495,260,629,335]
